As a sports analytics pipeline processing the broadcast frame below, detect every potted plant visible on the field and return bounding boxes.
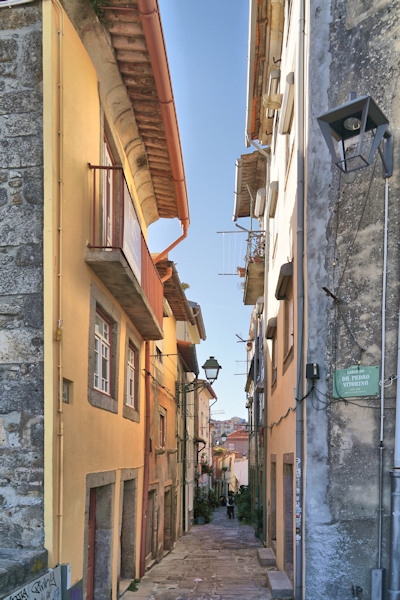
[236,486,251,522]
[193,488,213,524]
[201,463,213,476]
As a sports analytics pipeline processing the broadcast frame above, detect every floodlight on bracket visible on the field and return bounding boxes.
[317,94,393,178]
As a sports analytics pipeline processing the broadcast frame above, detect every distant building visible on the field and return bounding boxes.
[234,455,249,488]
[211,417,247,444]
[226,428,249,456]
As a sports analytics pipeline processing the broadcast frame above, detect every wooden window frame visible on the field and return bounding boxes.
[159,411,166,448]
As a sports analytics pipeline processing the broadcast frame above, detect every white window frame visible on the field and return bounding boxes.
[94,311,111,394]
[126,343,138,409]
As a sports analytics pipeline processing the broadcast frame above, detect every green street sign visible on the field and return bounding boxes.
[333,365,380,398]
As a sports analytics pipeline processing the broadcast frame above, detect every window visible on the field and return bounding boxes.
[155,346,163,363]
[159,412,166,448]
[126,343,138,410]
[94,311,111,394]
[62,378,73,404]
[88,282,120,413]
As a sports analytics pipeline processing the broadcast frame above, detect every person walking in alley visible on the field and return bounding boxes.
[226,493,235,519]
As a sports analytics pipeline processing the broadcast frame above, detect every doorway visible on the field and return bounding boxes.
[86,484,113,600]
[163,488,172,552]
[120,479,136,580]
[283,456,294,582]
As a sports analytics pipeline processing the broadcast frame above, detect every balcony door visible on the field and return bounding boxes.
[103,141,115,247]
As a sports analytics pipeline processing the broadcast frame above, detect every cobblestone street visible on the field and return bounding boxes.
[121,506,272,600]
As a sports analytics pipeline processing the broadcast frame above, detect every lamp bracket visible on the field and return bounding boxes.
[378,131,393,178]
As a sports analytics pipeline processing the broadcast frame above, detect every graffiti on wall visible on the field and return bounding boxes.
[3,567,61,600]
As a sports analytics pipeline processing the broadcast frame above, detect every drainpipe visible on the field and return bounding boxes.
[140,342,151,577]
[388,305,400,599]
[137,0,190,263]
[387,177,400,600]
[371,175,389,599]
[182,384,188,532]
[262,158,271,546]
[295,2,306,599]
[246,134,270,159]
[46,0,65,566]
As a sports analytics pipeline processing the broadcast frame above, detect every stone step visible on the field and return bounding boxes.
[257,547,277,567]
[266,570,293,599]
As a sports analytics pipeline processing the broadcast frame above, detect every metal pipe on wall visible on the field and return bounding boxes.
[372,169,390,600]
[139,342,151,577]
[388,366,400,598]
[295,1,306,598]
[388,304,400,599]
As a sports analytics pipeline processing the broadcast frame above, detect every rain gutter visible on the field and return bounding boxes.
[245,0,270,158]
[137,0,190,262]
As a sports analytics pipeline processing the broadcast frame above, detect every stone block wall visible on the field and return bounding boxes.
[0,4,44,549]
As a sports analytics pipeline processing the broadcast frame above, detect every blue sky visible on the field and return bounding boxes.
[149,1,253,420]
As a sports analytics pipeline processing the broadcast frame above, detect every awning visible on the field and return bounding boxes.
[233,152,267,221]
[177,341,199,376]
[266,317,277,339]
[275,262,293,300]
[189,301,206,341]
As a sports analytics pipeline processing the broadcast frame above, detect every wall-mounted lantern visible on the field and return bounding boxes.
[317,94,393,178]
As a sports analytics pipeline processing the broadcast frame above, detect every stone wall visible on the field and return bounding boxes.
[0,3,44,550]
[306,0,400,597]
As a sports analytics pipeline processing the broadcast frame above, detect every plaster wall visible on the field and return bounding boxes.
[41,4,148,586]
[263,0,300,573]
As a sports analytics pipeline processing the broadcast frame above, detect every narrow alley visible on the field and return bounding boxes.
[121,506,273,600]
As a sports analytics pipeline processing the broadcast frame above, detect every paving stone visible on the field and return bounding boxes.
[122,507,272,600]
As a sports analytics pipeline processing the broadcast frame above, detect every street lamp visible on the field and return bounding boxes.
[180,356,222,393]
[317,94,393,177]
[201,356,222,385]
[178,356,222,532]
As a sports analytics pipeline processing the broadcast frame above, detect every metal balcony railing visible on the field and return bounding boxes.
[244,231,266,266]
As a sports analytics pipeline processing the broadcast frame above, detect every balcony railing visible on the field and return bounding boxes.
[86,165,163,340]
[238,231,265,305]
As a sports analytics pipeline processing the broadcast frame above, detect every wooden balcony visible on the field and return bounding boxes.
[85,165,163,340]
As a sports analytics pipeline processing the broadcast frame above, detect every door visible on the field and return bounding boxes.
[102,141,114,247]
[86,488,96,600]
